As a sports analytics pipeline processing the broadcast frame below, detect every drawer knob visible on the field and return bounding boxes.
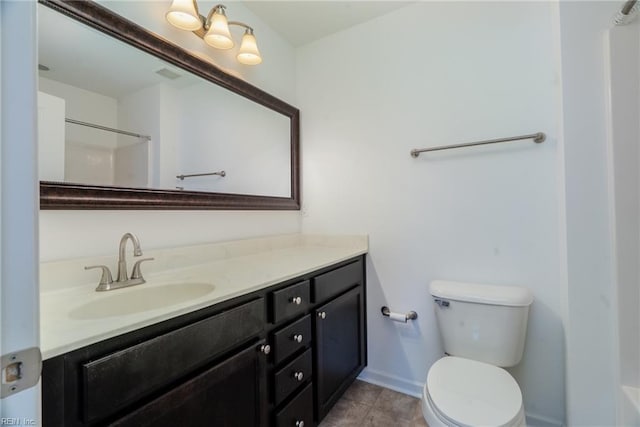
[291,296,302,305]
[295,421,304,427]
[293,334,303,343]
[293,371,304,381]
[259,344,271,355]
[318,311,326,319]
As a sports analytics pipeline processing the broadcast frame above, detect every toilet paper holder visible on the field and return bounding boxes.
[381,306,418,323]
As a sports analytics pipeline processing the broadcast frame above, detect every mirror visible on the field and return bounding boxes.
[38,0,300,210]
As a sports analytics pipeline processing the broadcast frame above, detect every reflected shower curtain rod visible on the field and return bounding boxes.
[65,118,151,141]
[410,132,546,158]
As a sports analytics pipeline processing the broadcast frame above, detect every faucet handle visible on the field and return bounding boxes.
[85,265,114,290]
[131,258,154,281]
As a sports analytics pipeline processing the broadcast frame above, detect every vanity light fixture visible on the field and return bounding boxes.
[165,1,262,65]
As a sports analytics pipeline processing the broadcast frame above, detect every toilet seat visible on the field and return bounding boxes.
[425,356,524,427]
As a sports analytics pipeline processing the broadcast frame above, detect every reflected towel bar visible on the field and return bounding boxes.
[65,118,151,141]
[176,171,226,180]
[410,132,546,158]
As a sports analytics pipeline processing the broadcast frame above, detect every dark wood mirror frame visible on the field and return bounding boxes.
[39,0,300,210]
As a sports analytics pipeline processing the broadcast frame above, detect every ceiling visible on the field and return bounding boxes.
[242,1,413,47]
[38,4,199,99]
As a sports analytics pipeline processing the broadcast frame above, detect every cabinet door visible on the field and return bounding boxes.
[83,298,264,424]
[314,286,366,421]
[111,340,269,427]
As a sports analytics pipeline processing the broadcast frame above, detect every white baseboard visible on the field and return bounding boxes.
[357,368,564,427]
[525,412,564,427]
[357,367,424,398]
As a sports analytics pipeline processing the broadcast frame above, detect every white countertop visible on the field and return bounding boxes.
[40,234,368,360]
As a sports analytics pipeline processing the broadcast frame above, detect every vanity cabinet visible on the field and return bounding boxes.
[42,255,366,427]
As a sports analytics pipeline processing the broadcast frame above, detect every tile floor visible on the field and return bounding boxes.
[319,380,429,427]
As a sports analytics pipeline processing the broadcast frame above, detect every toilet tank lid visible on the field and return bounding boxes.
[430,280,533,307]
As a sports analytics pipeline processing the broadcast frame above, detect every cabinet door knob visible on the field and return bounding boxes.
[259,344,271,355]
[293,371,304,381]
[293,334,303,343]
[295,421,304,427]
[290,296,302,305]
[318,311,326,319]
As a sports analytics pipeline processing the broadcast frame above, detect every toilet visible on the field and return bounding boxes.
[422,280,533,427]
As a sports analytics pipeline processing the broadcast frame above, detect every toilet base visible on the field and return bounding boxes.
[421,382,527,427]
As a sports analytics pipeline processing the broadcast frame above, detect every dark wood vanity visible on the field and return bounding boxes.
[42,255,367,426]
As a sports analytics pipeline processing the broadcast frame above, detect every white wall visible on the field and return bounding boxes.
[176,80,290,196]
[40,210,300,260]
[39,1,300,261]
[39,77,120,185]
[606,17,640,425]
[557,2,621,425]
[37,91,65,181]
[608,20,639,389]
[117,84,165,187]
[117,78,290,194]
[39,77,118,150]
[297,2,565,425]
[0,0,41,419]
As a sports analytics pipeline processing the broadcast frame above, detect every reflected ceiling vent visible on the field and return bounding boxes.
[154,67,182,80]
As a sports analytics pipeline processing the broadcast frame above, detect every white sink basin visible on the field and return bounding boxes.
[69,282,215,319]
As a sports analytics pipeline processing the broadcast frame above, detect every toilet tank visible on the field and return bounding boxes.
[430,280,533,367]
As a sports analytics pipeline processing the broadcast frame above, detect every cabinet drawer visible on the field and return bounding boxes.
[275,382,313,427]
[272,314,312,365]
[82,298,264,424]
[270,280,310,323]
[313,259,363,303]
[274,349,312,406]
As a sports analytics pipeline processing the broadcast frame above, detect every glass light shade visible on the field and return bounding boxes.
[165,0,202,31]
[237,32,262,65]
[204,10,234,49]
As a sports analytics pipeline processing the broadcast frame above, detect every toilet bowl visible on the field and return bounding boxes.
[421,357,526,427]
[422,281,533,427]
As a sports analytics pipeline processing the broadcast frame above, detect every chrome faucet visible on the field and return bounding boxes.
[85,232,154,291]
[117,232,142,282]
